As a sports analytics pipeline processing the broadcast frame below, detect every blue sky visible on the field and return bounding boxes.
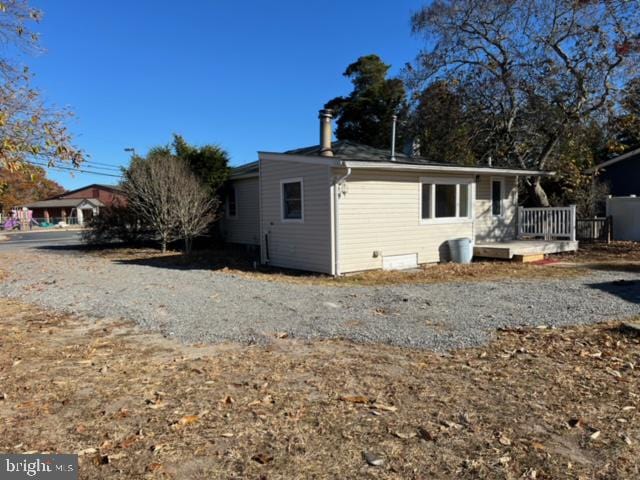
[30,0,426,189]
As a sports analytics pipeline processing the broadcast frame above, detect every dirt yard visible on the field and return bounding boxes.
[86,246,586,286]
[1,299,638,479]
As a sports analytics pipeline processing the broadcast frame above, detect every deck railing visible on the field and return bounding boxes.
[517,205,577,242]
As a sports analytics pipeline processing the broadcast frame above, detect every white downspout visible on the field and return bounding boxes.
[333,165,352,276]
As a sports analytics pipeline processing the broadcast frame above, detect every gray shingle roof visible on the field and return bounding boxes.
[23,198,105,209]
[285,140,454,167]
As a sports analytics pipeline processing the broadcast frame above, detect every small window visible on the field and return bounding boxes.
[226,187,237,218]
[435,184,457,218]
[421,178,473,222]
[421,183,432,220]
[459,184,469,218]
[281,179,303,222]
[492,179,503,216]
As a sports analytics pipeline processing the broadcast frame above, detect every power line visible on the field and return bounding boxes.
[76,162,124,173]
[25,161,123,179]
[82,160,127,170]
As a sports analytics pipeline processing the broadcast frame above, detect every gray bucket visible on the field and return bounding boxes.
[448,237,473,264]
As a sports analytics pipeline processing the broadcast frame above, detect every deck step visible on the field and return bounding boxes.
[513,254,546,263]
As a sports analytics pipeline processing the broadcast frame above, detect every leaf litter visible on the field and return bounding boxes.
[0,299,638,479]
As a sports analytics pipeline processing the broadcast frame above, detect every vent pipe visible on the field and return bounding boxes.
[390,114,398,161]
[319,109,334,157]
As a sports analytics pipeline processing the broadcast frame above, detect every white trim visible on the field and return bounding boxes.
[347,161,551,176]
[225,185,238,220]
[280,177,304,223]
[419,176,475,225]
[329,167,336,276]
[491,176,505,218]
[258,152,554,176]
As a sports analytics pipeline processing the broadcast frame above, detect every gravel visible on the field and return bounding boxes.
[1,250,639,350]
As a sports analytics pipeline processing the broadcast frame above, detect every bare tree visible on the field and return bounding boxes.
[123,153,180,253]
[123,152,216,253]
[173,162,218,254]
[410,0,639,206]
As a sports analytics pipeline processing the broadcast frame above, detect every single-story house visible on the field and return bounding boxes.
[220,110,577,275]
[586,147,640,196]
[23,184,125,226]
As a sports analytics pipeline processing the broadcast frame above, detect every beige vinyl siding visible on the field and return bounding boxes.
[337,169,474,273]
[260,159,333,274]
[474,175,518,242]
[220,177,260,246]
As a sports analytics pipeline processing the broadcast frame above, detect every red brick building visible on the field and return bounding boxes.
[23,184,125,225]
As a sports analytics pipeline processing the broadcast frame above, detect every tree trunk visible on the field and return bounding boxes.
[161,237,167,253]
[184,237,192,255]
[527,177,551,207]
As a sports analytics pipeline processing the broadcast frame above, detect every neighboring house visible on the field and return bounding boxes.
[222,110,573,275]
[22,184,125,226]
[586,147,640,196]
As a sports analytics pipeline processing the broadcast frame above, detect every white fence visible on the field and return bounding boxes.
[606,196,640,241]
[517,205,577,241]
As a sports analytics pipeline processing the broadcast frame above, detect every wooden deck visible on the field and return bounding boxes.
[474,240,579,261]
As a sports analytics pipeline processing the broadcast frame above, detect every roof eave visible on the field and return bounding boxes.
[342,160,554,176]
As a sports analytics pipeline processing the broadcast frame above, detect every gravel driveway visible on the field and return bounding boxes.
[1,250,639,350]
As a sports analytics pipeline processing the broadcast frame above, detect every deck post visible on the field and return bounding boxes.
[517,206,523,240]
[569,204,577,242]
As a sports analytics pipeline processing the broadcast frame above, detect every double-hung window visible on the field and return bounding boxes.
[491,177,504,217]
[281,178,303,222]
[421,177,473,223]
[226,186,237,218]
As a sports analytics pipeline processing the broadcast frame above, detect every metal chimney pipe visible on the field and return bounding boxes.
[319,109,334,157]
[390,114,397,161]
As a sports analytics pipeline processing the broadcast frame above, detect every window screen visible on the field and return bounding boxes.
[282,181,302,220]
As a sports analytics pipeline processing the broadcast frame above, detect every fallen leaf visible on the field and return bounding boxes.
[498,434,512,446]
[371,402,397,412]
[394,431,417,440]
[220,433,234,438]
[589,430,601,441]
[417,427,436,442]
[78,448,97,456]
[177,415,199,426]
[146,463,163,473]
[363,451,384,466]
[251,453,273,465]
[339,395,368,404]
[567,418,583,428]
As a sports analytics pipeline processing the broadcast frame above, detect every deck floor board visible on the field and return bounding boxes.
[474,240,578,259]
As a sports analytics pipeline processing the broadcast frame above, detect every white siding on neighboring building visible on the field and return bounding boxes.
[474,175,518,242]
[336,169,475,273]
[260,159,333,274]
[220,177,260,246]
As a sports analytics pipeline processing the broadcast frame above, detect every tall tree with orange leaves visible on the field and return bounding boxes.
[0,164,63,213]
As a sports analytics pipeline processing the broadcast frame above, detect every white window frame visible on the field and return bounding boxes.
[280,177,304,223]
[419,176,474,225]
[225,185,237,219]
[490,176,505,218]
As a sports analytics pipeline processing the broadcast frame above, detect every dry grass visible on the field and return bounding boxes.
[0,300,638,479]
[563,241,640,264]
[86,246,583,286]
